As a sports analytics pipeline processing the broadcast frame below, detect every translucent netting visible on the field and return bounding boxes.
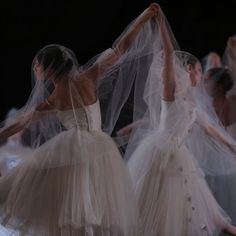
[124,10,236,177]
[0,10,161,167]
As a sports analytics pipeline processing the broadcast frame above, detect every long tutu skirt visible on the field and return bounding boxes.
[0,129,138,236]
[128,133,231,236]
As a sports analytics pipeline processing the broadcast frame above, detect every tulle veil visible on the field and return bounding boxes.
[0,9,161,235]
[122,9,236,174]
[0,13,161,167]
[121,8,236,226]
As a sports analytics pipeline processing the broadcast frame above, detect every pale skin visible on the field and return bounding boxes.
[0,3,159,142]
[156,4,236,235]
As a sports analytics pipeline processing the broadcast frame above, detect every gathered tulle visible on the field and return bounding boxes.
[127,101,232,236]
[128,132,231,236]
[0,129,138,236]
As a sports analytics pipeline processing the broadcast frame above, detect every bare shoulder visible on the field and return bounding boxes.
[73,75,96,96]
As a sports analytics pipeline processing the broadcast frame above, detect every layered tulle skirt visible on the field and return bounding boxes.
[0,128,138,235]
[128,132,231,236]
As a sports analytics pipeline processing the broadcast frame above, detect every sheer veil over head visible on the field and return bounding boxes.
[0,12,162,166]
[123,10,236,178]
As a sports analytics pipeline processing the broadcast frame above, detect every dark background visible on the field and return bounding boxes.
[1,0,236,122]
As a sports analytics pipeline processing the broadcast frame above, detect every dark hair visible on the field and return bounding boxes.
[36,45,73,81]
[187,55,199,67]
[207,67,234,93]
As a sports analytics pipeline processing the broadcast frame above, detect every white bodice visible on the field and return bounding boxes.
[159,100,196,141]
[159,100,175,132]
[57,100,102,131]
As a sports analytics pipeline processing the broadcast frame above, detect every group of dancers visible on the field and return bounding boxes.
[0,3,236,236]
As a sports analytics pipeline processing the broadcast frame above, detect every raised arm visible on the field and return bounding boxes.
[155,7,175,101]
[0,112,34,141]
[77,4,159,82]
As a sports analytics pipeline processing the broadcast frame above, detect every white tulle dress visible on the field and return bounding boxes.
[0,100,137,236]
[128,100,231,236]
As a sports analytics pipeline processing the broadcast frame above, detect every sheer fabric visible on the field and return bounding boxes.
[124,8,236,235]
[0,10,160,235]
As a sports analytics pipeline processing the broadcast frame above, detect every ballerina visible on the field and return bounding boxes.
[126,4,236,236]
[0,4,159,235]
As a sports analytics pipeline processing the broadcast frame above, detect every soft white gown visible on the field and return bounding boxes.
[0,100,137,236]
[128,100,231,236]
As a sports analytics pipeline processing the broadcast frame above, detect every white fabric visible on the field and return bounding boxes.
[0,101,138,235]
[128,100,231,236]
[57,100,102,131]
